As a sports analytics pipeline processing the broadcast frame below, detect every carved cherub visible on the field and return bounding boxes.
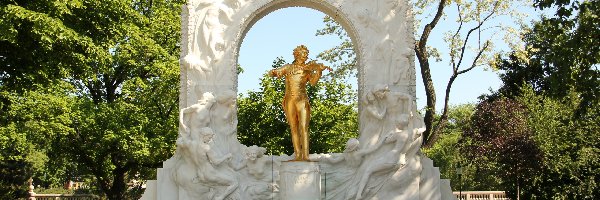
[233,145,274,180]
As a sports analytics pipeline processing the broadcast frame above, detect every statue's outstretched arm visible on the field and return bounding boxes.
[179,107,194,133]
[269,65,288,78]
[323,153,345,164]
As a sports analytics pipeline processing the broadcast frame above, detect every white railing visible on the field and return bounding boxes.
[26,178,100,200]
[28,194,100,200]
[453,191,510,200]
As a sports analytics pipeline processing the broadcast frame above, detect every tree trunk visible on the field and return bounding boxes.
[415,48,437,148]
[106,166,128,200]
[415,0,447,147]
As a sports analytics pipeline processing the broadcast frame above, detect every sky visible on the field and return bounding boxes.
[237,6,522,110]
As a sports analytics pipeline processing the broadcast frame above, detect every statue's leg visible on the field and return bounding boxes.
[298,100,311,160]
[284,99,301,160]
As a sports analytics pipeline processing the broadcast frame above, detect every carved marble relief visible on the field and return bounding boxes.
[141,0,454,199]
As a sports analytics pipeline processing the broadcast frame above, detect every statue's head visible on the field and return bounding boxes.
[199,92,216,104]
[372,84,389,99]
[244,145,266,160]
[293,45,309,62]
[344,138,360,153]
[365,92,375,102]
[197,127,215,143]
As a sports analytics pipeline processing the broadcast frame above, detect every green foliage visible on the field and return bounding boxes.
[496,0,599,114]
[0,83,73,199]
[237,57,358,155]
[515,88,600,199]
[488,2,599,197]
[237,58,289,155]
[0,81,178,199]
[422,103,504,191]
[424,104,476,180]
[36,187,75,195]
[0,123,32,199]
[464,97,541,198]
[422,131,460,181]
[487,2,599,196]
[0,0,182,199]
[438,104,476,134]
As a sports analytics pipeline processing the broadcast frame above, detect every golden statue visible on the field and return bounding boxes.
[269,45,331,161]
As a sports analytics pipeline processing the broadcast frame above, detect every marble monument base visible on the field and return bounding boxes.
[280,161,321,200]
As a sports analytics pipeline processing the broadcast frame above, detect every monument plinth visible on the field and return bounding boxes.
[280,162,321,200]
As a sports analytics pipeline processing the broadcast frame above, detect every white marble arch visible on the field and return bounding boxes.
[141,0,456,200]
[179,0,417,108]
[179,0,418,152]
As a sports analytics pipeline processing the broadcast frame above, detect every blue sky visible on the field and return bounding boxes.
[238,7,505,110]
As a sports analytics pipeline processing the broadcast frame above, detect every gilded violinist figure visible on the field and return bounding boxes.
[268,45,331,161]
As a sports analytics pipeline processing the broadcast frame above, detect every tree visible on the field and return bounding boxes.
[513,88,599,199]
[414,0,529,148]
[0,82,97,195]
[478,1,600,198]
[237,57,358,155]
[316,0,530,148]
[463,97,541,199]
[0,0,182,199]
[459,90,600,199]
[422,104,495,190]
[0,113,34,199]
[492,0,598,195]
[496,0,599,115]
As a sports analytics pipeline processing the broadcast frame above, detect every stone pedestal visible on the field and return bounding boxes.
[280,162,321,200]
